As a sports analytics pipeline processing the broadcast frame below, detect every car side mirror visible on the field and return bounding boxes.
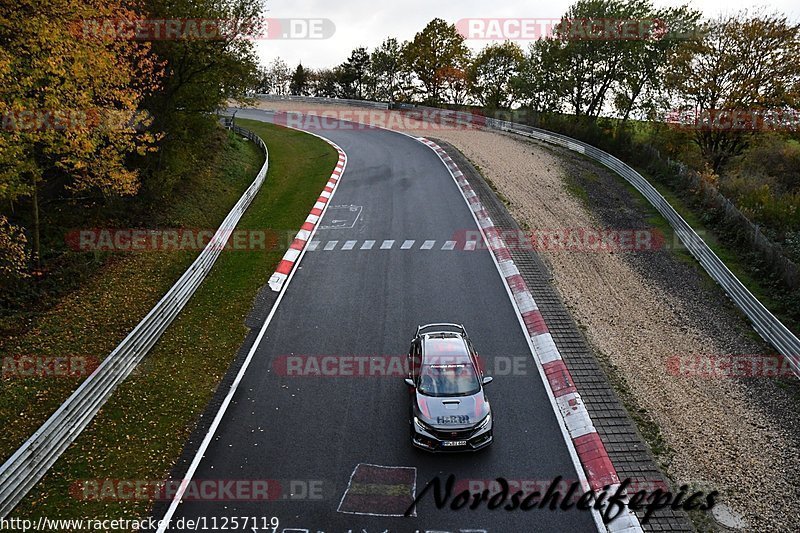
[482,376,494,385]
[404,378,415,387]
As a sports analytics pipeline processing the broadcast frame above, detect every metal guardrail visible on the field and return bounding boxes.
[255,94,389,109]
[255,95,799,377]
[0,122,270,518]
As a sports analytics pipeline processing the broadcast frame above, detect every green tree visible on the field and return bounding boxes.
[140,0,262,200]
[514,39,566,113]
[613,5,702,124]
[369,38,404,101]
[469,41,524,109]
[339,47,371,99]
[556,0,650,118]
[290,63,309,95]
[309,68,339,98]
[262,58,291,95]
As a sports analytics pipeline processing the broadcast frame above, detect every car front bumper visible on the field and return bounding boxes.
[411,419,493,452]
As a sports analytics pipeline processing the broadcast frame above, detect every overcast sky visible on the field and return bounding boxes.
[254,0,800,70]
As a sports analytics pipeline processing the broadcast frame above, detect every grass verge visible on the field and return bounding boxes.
[4,120,337,525]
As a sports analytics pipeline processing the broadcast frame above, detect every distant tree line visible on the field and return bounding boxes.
[259,1,799,174]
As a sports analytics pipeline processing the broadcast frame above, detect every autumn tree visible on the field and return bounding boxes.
[0,0,161,265]
[666,11,800,170]
[404,18,471,105]
[439,66,471,106]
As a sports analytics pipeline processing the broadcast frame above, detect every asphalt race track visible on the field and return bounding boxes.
[162,108,601,532]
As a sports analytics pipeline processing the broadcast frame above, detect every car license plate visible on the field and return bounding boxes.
[443,440,467,447]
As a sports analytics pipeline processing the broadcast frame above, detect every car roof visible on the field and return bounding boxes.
[421,333,471,364]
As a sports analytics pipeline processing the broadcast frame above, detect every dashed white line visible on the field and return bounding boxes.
[306,239,482,252]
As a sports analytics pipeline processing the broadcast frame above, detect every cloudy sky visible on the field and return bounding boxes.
[254,0,799,70]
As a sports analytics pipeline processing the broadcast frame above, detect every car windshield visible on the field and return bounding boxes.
[418,363,480,396]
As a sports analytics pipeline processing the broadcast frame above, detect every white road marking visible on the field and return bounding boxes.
[301,238,471,252]
[318,205,363,229]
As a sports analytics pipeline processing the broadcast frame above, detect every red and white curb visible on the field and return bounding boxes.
[418,137,642,533]
[268,145,347,292]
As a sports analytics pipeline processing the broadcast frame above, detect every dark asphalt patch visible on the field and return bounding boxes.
[337,463,416,516]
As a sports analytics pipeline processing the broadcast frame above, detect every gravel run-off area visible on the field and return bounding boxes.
[245,101,800,530]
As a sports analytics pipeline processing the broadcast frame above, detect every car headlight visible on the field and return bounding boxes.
[414,417,431,431]
[477,413,492,429]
